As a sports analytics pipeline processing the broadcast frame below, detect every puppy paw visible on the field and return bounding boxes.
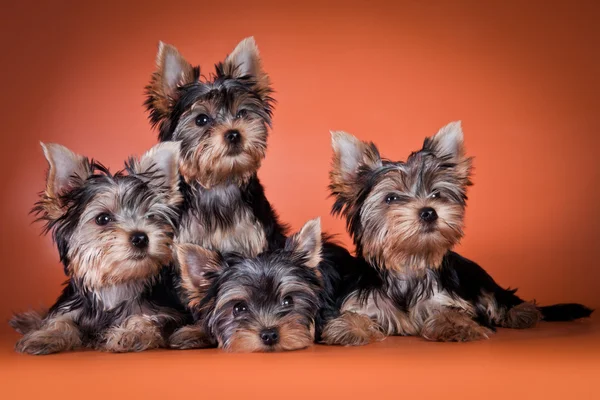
[421,310,493,342]
[169,325,214,350]
[102,316,164,353]
[15,322,81,355]
[501,302,542,329]
[321,312,385,346]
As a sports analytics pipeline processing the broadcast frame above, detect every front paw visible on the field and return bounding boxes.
[321,312,386,346]
[421,310,493,342]
[169,325,214,350]
[102,316,164,353]
[16,328,80,355]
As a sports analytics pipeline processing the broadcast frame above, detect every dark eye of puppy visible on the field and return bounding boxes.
[235,109,248,119]
[195,114,211,127]
[95,213,113,226]
[385,194,400,204]
[281,296,294,307]
[430,191,442,200]
[233,302,248,317]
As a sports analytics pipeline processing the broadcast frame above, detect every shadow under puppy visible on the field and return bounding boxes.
[323,121,593,344]
[174,218,327,352]
[10,142,188,354]
[145,37,358,348]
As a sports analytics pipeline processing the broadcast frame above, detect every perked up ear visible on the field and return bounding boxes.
[285,218,323,270]
[423,121,472,182]
[145,41,196,124]
[222,37,270,91]
[423,121,465,162]
[39,142,92,218]
[329,131,382,205]
[130,141,181,197]
[176,244,223,311]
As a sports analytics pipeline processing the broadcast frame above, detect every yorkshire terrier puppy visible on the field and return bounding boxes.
[172,218,326,352]
[145,37,286,257]
[11,142,188,354]
[324,121,593,344]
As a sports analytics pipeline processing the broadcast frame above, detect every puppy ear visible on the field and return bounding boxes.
[423,121,472,182]
[146,41,196,122]
[40,143,91,217]
[329,131,382,204]
[222,37,270,91]
[130,141,181,196]
[176,244,223,311]
[285,218,322,270]
[423,121,465,161]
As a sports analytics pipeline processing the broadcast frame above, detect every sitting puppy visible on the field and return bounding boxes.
[323,122,593,344]
[10,142,188,354]
[173,219,326,352]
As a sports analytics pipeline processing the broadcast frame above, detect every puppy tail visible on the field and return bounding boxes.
[538,303,594,321]
[9,309,47,334]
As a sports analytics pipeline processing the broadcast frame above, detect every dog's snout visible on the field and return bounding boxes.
[419,207,438,223]
[224,130,241,144]
[259,328,280,346]
[130,232,149,249]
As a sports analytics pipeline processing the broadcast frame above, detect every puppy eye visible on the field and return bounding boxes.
[195,114,211,127]
[281,296,294,307]
[233,302,248,317]
[430,191,442,200]
[95,213,113,226]
[385,194,400,204]
[146,213,156,220]
[235,109,248,119]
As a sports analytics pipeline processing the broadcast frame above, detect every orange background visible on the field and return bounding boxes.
[1,1,599,398]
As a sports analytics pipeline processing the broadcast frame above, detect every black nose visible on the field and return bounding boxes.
[130,232,149,249]
[419,207,438,222]
[224,130,241,144]
[260,328,280,346]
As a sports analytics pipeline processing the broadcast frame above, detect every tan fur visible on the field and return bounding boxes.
[179,113,267,188]
[360,170,465,272]
[176,244,221,311]
[15,314,82,355]
[39,143,92,220]
[101,315,164,353]
[285,218,323,272]
[169,324,214,349]
[330,131,382,201]
[177,205,267,258]
[226,329,265,352]
[321,311,385,346]
[223,37,270,92]
[421,309,493,342]
[147,42,196,116]
[501,302,542,329]
[10,310,47,335]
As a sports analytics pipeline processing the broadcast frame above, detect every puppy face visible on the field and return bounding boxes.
[145,37,274,188]
[177,219,323,352]
[34,142,182,289]
[330,122,472,271]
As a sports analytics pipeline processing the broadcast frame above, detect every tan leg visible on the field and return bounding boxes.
[321,311,385,346]
[169,324,214,350]
[501,302,542,329]
[15,315,81,355]
[101,315,164,353]
[421,309,493,342]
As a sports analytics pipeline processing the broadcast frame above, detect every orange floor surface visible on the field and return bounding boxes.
[1,318,598,400]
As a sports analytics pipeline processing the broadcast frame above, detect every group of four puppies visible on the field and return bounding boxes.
[12,38,592,354]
